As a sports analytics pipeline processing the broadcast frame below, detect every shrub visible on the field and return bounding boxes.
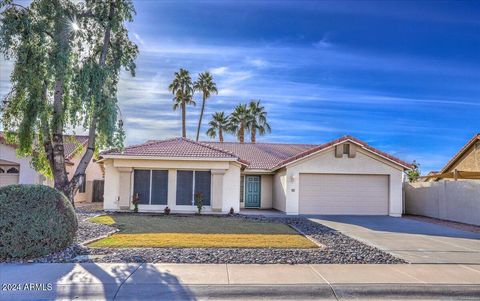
[0,185,77,259]
[194,192,203,214]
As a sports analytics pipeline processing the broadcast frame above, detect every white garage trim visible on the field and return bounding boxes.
[299,173,390,215]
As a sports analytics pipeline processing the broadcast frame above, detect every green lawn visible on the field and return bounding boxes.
[88,214,317,249]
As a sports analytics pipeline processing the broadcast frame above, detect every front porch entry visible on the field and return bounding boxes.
[244,175,261,208]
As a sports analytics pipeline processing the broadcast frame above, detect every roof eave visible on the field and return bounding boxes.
[272,139,412,171]
[440,134,480,173]
[99,154,242,163]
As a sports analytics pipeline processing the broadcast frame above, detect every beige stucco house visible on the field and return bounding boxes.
[439,133,480,177]
[0,133,104,203]
[100,136,411,216]
[423,133,480,181]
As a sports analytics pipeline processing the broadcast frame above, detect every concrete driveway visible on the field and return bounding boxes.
[309,216,480,264]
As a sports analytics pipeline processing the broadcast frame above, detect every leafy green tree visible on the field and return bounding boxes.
[406,160,421,182]
[206,111,229,143]
[169,68,194,138]
[0,0,138,203]
[247,100,271,143]
[193,71,217,141]
[229,104,251,143]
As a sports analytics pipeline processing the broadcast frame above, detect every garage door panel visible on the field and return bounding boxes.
[299,174,389,215]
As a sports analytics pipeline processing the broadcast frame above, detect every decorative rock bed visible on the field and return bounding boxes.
[2,211,405,264]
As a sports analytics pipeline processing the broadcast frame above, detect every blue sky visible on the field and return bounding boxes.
[1,0,480,173]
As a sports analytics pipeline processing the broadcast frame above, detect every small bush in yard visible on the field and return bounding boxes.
[194,192,203,214]
[0,185,77,260]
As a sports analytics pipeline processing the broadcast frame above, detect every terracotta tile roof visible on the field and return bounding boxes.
[103,135,411,171]
[0,132,88,160]
[64,135,89,159]
[440,133,480,173]
[101,137,244,162]
[271,136,412,170]
[202,141,316,170]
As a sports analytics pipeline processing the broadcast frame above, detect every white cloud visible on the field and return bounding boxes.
[210,66,228,75]
[133,32,145,46]
[313,33,333,49]
[246,58,268,68]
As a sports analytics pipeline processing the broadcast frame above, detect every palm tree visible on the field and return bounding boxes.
[194,71,218,141]
[247,100,271,143]
[206,112,230,143]
[229,104,251,143]
[169,68,195,138]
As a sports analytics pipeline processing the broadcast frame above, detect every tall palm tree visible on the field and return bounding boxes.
[229,104,251,143]
[206,112,229,143]
[247,100,271,143]
[169,68,195,138]
[194,71,218,141]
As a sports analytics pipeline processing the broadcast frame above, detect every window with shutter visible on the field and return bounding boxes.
[134,170,151,204]
[151,170,168,205]
[176,171,193,205]
[194,171,211,206]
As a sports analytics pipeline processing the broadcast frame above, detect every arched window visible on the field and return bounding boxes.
[7,167,19,174]
[0,167,4,173]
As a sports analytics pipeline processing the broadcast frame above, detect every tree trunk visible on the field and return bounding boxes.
[219,128,223,143]
[181,98,186,138]
[196,93,206,141]
[251,127,256,143]
[239,122,244,143]
[69,0,114,203]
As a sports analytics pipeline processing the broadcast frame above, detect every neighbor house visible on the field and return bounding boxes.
[438,133,480,177]
[0,133,104,203]
[100,135,411,216]
[423,133,480,181]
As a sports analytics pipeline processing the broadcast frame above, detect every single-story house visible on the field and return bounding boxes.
[100,135,411,216]
[423,133,480,181]
[0,133,104,203]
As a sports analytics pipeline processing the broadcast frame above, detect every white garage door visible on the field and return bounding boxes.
[299,174,389,215]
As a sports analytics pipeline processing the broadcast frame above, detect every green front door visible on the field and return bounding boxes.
[245,176,261,208]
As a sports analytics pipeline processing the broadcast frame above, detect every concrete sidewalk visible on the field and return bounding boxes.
[1,263,480,300]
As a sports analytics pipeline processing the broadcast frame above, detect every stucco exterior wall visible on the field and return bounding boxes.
[405,181,480,226]
[222,163,241,213]
[445,143,480,172]
[104,160,120,210]
[273,168,287,212]
[103,158,240,214]
[260,174,273,209]
[66,152,104,203]
[284,147,404,216]
[0,142,44,185]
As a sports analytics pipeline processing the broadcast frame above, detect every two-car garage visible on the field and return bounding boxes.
[298,173,390,215]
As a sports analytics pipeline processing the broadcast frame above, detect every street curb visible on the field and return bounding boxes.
[113,284,480,300]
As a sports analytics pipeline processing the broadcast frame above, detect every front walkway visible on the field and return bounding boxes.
[1,263,479,300]
[239,208,286,217]
[309,216,480,264]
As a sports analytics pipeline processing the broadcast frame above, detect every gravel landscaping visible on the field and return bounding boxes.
[2,210,405,264]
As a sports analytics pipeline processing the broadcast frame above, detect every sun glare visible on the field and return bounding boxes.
[71,22,79,31]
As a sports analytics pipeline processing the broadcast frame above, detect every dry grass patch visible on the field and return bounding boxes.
[89,215,116,225]
[87,214,317,249]
[88,233,317,249]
